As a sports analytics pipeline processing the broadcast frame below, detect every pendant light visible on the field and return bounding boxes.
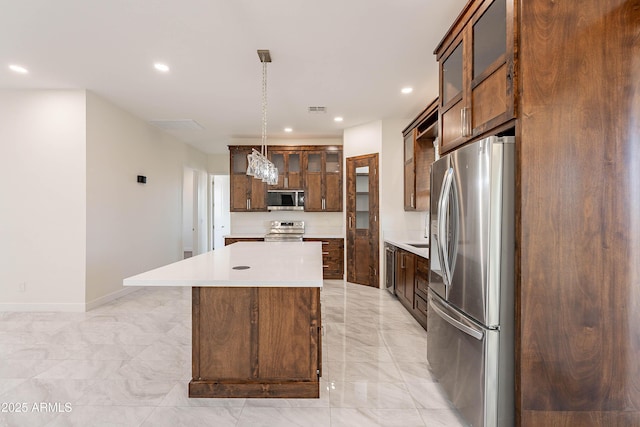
[246,49,278,185]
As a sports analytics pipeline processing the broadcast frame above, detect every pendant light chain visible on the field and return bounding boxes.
[246,49,278,185]
[261,59,268,157]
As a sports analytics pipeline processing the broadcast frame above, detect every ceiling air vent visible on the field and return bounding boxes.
[148,119,204,131]
[307,106,326,114]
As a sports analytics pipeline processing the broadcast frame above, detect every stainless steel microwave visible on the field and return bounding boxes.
[267,190,304,211]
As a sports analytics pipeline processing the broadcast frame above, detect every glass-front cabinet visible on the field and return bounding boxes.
[303,148,342,212]
[268,150,301,189]
[229,146,267,212]
[436,0,514,154]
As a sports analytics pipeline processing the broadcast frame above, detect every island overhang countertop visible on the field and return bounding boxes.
[123,241,323,288]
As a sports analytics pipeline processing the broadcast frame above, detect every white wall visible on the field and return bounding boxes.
[182,169,194,252]
[85,91,208,306]
[0,90,87,310]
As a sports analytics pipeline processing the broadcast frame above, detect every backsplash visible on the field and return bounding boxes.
[230,211,343,236]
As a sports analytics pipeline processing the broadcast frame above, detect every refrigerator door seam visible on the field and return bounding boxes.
[429,297,484,341]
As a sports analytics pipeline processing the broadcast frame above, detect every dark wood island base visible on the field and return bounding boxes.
[190,286,322,399]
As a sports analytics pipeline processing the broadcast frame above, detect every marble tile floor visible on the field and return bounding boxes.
[0,280,469,427]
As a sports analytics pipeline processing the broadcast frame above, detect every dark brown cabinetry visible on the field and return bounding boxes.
[303,149,342,212]
[229,145,342,212]
[435,1,640,425]
[268,149,302,189]
[413,257,429,329]
[402,99,438,211]
[394,248,428,330]
[435,0,515,154]
[395,249,415,311]
[190,286,321,398]
[303,238,344,280]
[229,146,267,212]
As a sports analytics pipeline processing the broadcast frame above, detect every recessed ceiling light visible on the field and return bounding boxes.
[284,127,293,133]
[9,64,28,74]
[154,63,170,72]
[401,87,413,94]
[334,117,344,122]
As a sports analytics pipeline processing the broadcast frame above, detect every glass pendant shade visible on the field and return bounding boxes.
[246,50,278,185]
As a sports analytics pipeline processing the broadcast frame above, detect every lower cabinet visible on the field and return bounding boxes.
[303,238,344,280]
[190,286,321,398]
[394,247,429,331]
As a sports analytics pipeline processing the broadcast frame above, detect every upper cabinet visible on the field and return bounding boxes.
[268,149,302,190]
[304,148,343,212]
[402,99,438,211]
[435,0,515,154]
[229,146,268,212]
[229,145,342,212]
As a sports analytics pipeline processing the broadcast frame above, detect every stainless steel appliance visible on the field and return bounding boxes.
[267,190,305,211]
[428,135,515,427]
[264,220,305,242]
[384,243,396,295]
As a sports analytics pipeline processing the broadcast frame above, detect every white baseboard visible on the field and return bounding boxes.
[0,287,139,312]
[85,286,137,311]
[0,302,86,312]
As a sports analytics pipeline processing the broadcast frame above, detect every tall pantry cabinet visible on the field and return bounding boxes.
[435,0,640,425]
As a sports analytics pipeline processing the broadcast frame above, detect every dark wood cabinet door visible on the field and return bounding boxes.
[269,151,303,190]
[436,0,514,154]
[304,177,323,212]
[229,146,266,212]
[249,177,267,211]
[324,172,342,211]
[404,130,416,210]
[303,149,342,212]
[258,287,319,381]
[404,252,415,308]
[402,99,437,212]
[324,151,342,212]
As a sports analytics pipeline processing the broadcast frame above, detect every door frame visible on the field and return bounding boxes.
[346,153,379,287]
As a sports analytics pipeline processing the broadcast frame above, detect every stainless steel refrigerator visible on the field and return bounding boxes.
[428,135,515,427]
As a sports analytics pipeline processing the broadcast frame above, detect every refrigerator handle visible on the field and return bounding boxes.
[429,297,484,341]
[438,168,454,296]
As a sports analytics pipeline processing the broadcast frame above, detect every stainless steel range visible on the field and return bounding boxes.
[264,220,305,242]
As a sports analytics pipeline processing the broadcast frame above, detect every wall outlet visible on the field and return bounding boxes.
[18,282,26,292]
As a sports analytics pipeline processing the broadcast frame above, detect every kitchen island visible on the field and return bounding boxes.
[123,241,323,398]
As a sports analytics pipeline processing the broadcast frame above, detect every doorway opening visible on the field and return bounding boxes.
[182,168,209,259]
[211,174,230,250]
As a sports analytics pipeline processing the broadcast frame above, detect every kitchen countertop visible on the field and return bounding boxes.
[224,234,344,240]
[123,242,323,287]
[384,231,429,259]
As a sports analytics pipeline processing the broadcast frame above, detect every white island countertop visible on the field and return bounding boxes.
[123,242,323,288]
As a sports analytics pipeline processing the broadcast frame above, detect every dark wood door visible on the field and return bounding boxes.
[346,153,379,287]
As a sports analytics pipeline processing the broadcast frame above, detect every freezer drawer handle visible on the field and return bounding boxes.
[429,298,484,341]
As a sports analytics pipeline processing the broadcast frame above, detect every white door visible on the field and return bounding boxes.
[212,175,230,250]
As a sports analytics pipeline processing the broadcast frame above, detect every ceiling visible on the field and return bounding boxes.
[0,0,466,154]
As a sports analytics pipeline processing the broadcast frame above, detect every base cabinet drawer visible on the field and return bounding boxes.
[304,238,344,280]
